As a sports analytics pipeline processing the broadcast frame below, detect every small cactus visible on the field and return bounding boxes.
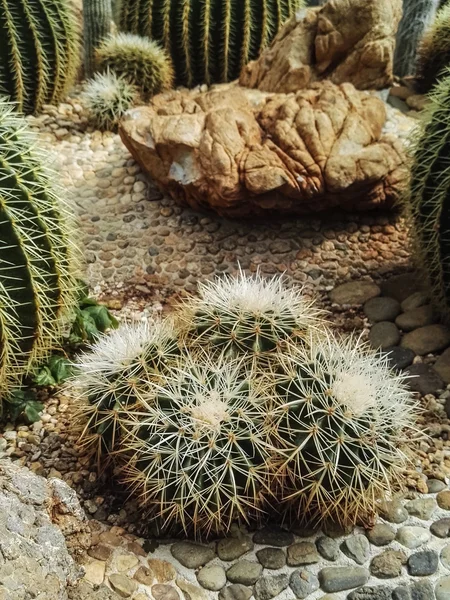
[416,4,450,92]
[83,0,113,78]
[119,353,275,535]
[272,333,419,526]
[0,0,80,114]
[96,33,174,98]
[83,69,137,130]
[0,99,79,395]
[177,269,323,360]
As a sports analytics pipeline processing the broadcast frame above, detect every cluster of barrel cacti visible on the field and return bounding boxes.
[0,98,79,401]
[74,271,418,536]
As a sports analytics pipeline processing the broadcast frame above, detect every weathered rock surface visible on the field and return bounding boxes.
[240,0,402,93]
[0,460,88,599]
[120,82,406,217]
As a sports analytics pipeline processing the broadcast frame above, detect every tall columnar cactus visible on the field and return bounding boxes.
[272,333,418,525]
[0,100,79,395]
[117,0,303,87]
[177,270,324,360]
[394,0,440,78]
[407,70,450,317]
[0,0,80,114]
[83,0,113,78]
[416,4,450,92]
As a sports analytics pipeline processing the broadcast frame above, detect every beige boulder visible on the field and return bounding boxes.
[240,0,403,93]
[119,81,406,217]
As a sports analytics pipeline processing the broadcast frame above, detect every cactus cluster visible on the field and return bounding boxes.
[117,0,303,88]
[83,69,137,130]
[416,4,450,92]
[0,99,79,397]
[74,271,418,535]
[0,0,80,114]
[406,69,450,318]
[96,33,174,98]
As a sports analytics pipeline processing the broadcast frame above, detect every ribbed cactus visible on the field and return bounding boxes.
[272,333,418,525]
[407,69,450,318]
[178,270,323,360]
[83,0,113,78]
[117,0,303,87]
[96,33,174,98]
[120,354,274,535]
[416,4,450,92]
[394,0,440,78]
[84,69,137,130]
[0,100,79,396]
[75,319,179,460]
[0,0,80,114]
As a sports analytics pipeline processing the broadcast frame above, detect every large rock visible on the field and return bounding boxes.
[0,460,91,599]
[120,82,406,218]
[240,0,403,93]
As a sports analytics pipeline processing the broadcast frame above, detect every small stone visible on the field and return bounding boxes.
[379,500,408,524]
[134,567,154,586]
[177,579,208,600]
[341,535,370,565]
[438,491,450,510]
[396,526,431,549]
[427,479,447,494]
[253,574,289,600]
[99,531,122,546]
[364,297,400,322]
[405,497,436,520]
[407,550,439,576]
[441,545,450,570]
[217,537,253,561]
[108,574,138,598]
[434,348,450,384]
[382,346,415,371]
[171,542,215,569]
[431,518,450,538]
[114,552,139,572]
[401,324,450,355]
[393,581,434,600]
[395,305,436,332]
[147,558,177,583]
[88,543,112,561]
[347,586,391,600]
[219,584,252,600]
[226,560,262,586]
[289,570,320,598]
[318,567,369,593]
[83,559,106,586]
[330,281,380,306]
[401,292,429,312]
[256,547,286,569]
[253,527,294,547]
[405,363,444,395]
[380,273,424,303]
[370,550,407,579]
[316,537,340,561]
[197,566,226,591]
[369,322,400,349]
[152,585,180,600]
[366,524,396,546]
[286,542,319,566]
[436,576,450,600]
[323,521,354,538]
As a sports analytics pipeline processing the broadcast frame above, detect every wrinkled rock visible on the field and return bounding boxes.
[120,82,406,218]
[240,0,402,92]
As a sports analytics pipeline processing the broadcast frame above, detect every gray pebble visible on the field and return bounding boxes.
[253,574,289,600]
[369,322,400,349]
[341,535,370,565]
[255,547,286,569]
[366,524,396,546]
[364,297,400,322]
[289,570,319,599]
[316,537,340,561]
[407,550,439,576]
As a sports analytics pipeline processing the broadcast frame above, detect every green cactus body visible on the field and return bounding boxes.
[0,0,80,114]
[84,69,137,130]
[416,4,450,92]
[408,70,450,317]
[0,100,79,395]
[83,0,113,78]
[117,0,303,87]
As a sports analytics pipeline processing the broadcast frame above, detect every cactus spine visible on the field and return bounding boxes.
[407,70,450,317]
[416,4,450,92]
[83,0,113,78]
[0,0,80,114]
[394,0,440,78]
[0,100,79,395]
[117,0,303,87]
[84,69,137,130]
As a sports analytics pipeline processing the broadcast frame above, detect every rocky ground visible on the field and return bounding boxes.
[6,88,450,599]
